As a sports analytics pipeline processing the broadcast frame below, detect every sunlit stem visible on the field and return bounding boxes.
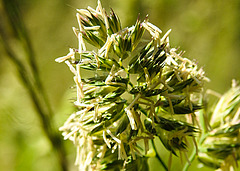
[151,139,168,171]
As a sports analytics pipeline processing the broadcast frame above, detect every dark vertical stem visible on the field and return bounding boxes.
[0,0,68,170]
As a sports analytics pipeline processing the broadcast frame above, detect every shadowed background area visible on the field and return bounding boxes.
[0,0,239,170]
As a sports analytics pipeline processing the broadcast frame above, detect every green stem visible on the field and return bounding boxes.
[183,97,209,171]
[183,133,208,171]
[182,147,196,171]
[183,131,208,171]
[151,139,168,171]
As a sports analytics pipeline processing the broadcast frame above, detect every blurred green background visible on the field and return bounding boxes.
[0,0,239,170]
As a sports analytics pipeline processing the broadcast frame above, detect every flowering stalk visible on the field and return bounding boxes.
[196,80,240,171]
[56,1,239,170]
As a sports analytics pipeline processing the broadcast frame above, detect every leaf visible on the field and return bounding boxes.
[157,128,177,156]
[112,31,132,59]
[125,157,149,171]
[129,86,163,97]
[92,139,105,145]
[144,119,156,134]
[97,86,119,97]
[129,86,146,94]
[155,116,197,133]
[87,12,107,38]
[144,88,164,97]
[101,159,124,170]
[90,102,125,135]
[172,105,202,114]
[83,31,105,47]
[103,88,125,102]
[129,41,153,74]
[206,143,240,159]
[144,118,177,155]
[213,123,240,137]
[161,98,184,107]
[111,76,129,86]
[198,153,221,169]
[98,56,120,70]
[170,78,194,92]
[131,19,145,50]
[107,9,122,35]
[115,115,129,135]
[144,117,197,155]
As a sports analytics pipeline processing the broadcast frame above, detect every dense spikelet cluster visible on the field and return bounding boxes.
[198,80,240,171]
[56,1,209,170]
